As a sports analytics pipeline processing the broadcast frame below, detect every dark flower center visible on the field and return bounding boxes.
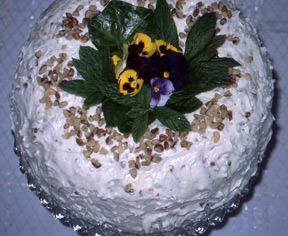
[159,45,167,55]
[122,83,135,94]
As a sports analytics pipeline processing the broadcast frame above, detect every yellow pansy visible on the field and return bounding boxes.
[155,39,181,56]
[118,69,144,96]
[131,33,156,57]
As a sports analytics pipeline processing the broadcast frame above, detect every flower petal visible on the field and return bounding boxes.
[159,79,174,95]
[150,77,174,107]
[157,94,171,107]
[152,50,189,91]
[112,55,121,66]
[115,44,129,78]
[118,69,143,96]
[155,39,181,56]
[131,33,156,57]
[150,93,160,107]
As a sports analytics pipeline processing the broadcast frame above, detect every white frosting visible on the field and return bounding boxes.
[11,0,274,234]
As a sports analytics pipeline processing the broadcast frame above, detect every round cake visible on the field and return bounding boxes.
[11,0,274,234]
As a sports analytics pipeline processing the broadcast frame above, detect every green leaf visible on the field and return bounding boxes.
[192,35,226,62]
[167,96,202,113]
[209,57,241,68]
[102,47,117,83]
[79,46,102,65]
[88,0,154,50]
[188,64,231,92]
[187,57,241,91]
[59,80,88,97]
[77,47,106,82]
[148,111,157,125]
[132,112,149,142]
[83,92,104,108]
[126,108,146,119]
[75,46,117,84]
[102,99,130,126]
[153,107,191,131]
[135,84,151,109]
[181,84,212,95]
[167,86,203,105]
[100,83,139,107]
[72,58,104,83]
[83,78,103,91]
[153,0,179,47]
[185,13,216,62]
[118,119,133,134]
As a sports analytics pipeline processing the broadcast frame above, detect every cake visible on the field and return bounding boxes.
[11,0,274,234]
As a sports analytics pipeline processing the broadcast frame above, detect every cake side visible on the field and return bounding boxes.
[11,0,274,234]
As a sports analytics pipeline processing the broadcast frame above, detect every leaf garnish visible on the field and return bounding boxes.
[102,99,130,126]
[88,0,154,51]
[192,35,226,62]
[132,112,149,143]
[59,0,241,143]
[153,107,191,132]
[59,80,88,98]
[84,92,104,108]
[153,0,179,47]
[184,12,217,62]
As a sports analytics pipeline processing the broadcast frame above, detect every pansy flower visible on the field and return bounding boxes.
[130,33,156,58]
[152,50,189,91]
[118,69,144,96]
[155,40,181,56]
[150,77,174,107]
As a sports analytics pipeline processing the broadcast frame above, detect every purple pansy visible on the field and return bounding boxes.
[152,50,189,91]
[150,77,174,107]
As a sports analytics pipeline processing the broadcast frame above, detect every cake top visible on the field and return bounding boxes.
[17,0,269,189]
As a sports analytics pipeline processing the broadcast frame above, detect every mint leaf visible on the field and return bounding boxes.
[83,78,103,91]
[102,99,130,126]
[84,92,104,108]
[118,119,133,133]
[79,46,102,65]
[181,84,213,96]
[100,83,139,107]
[59,80,88,97]
[102,47,116,83]
[148,111,157,125]
[185,13,216,62]
[153,107,191,131]
[76,46,116,84]
[135,84,151,109]
[126,108,146,119]
[193,35,226,62]
[72,58,104,83]
[209,57,241,68]
[167,86,203,105]
[88,0,154,51]
[132,112,149,142]
[167,96,202,113]
[153,0,179,47]
[189,63,231,91]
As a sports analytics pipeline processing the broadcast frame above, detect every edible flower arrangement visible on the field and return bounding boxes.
[60,0,240,142]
